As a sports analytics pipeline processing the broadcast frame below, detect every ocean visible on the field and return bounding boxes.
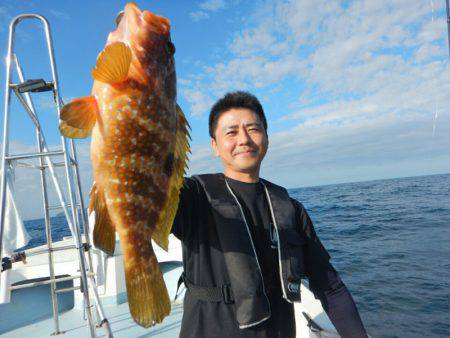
[20,173,450,338]
[289,173,450,338]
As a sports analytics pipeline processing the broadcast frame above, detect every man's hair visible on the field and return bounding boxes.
[208,91,268,139]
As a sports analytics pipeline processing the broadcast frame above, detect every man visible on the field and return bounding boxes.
[172,91,368,338]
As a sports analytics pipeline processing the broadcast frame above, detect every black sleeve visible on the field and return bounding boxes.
[291,198,369,338]
[171,177,201,242]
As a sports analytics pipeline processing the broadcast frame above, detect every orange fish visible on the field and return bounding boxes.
[58,2,190,327]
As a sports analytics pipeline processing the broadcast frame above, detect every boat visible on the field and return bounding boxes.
[1,233,342,337]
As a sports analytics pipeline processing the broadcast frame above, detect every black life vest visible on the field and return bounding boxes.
[192,174,307,329]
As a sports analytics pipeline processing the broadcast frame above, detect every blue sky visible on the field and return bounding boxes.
[0,0,449,219]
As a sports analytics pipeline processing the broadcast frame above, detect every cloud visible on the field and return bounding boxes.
[199,0,226,12]
[49,9,71,21]
[183,0,447,100]
[190,0,228,21]
[181,85,215,117]
[186,143,222,174]
[189,10,210,21]
[180,0,450,186]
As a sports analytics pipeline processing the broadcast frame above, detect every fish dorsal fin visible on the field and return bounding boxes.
[151,104,191,250]
[92,42,132,84]
[59,96,99,139]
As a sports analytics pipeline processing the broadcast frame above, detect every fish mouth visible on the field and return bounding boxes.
[115,11,124,27]
[117,3,170,36]
[122,2,171,35]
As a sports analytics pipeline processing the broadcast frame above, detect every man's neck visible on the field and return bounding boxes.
[223,169,260,183]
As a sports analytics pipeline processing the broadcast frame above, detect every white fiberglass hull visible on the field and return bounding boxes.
[0,235,340,337]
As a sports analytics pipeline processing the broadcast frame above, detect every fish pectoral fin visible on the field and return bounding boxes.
[59,96,98,139]
[126,258,171,327]
[92,42,132,84]
[89,183,116,255]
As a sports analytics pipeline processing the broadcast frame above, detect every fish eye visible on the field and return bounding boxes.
[166,41,176,55]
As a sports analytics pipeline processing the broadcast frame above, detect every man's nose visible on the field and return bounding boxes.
[237,129,252,145]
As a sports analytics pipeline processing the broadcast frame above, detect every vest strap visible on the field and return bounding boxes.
[177,272,235,304]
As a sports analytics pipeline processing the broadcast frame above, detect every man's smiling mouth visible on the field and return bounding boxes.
[235,149,256,156]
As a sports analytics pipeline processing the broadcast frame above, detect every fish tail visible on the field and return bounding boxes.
[119,225,171,327]
[124,252,171,327]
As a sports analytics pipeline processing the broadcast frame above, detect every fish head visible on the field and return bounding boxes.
[108,3,176,101]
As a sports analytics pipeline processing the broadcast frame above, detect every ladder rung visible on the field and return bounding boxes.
[55,286,80,294]
[47,203,81,211]
[12,79,54,93]
[6,150,64,160]
[9,273,95,291]
[24,243,87,257]
[43,161,66,168]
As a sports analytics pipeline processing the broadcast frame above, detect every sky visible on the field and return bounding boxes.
[0,0,449,220]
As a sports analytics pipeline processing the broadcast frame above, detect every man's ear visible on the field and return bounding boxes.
[211,138,220,157]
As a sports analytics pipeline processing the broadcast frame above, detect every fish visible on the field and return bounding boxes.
[58,2,190,327]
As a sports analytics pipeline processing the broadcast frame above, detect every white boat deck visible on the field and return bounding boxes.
[3,301,184,338]
[0,236,341,338]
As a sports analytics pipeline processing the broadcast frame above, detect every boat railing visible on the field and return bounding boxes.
[0,13,113,338]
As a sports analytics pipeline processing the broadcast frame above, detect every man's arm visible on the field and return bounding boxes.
[291,198,368,338]
[171,177,201,241]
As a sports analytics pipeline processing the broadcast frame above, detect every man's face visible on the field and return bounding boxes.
[211,108,268,176]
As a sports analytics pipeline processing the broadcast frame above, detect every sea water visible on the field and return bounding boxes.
[289,173,450,338]
[20,173,450,337]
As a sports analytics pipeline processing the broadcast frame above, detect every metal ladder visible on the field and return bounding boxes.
[0,14,113,337]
